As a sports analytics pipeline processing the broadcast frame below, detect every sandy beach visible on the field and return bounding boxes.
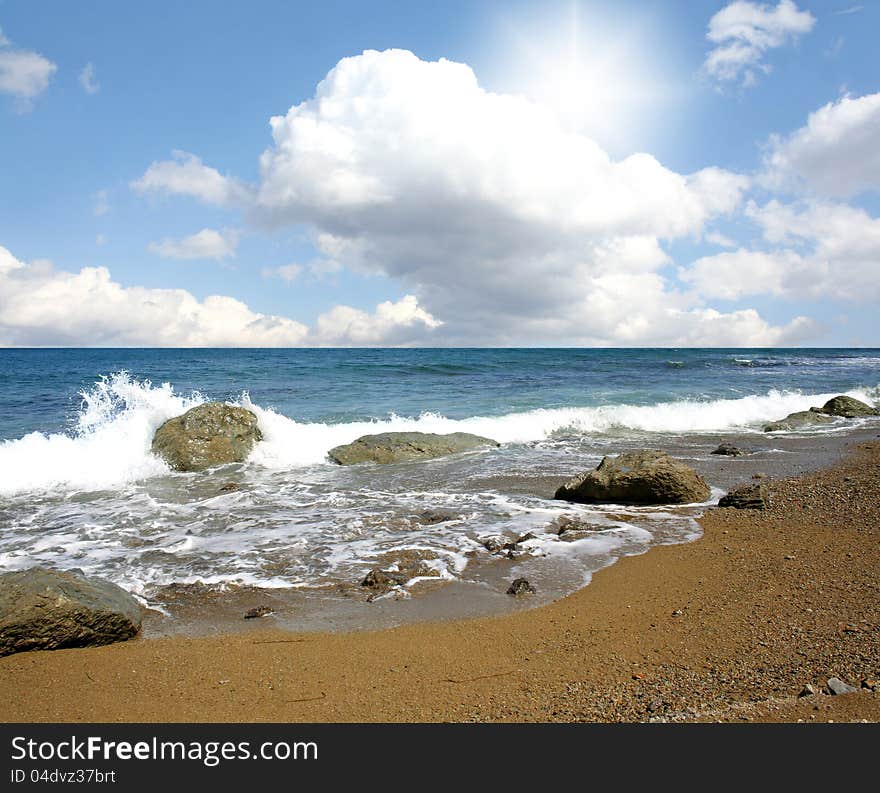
[2,437,878,724]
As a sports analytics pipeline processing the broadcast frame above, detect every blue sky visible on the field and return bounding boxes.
[1,0,878,346]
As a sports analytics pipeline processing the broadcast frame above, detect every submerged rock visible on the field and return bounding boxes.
[554,450,710,505]
[360,550,442,598]
[328,431,499,465]
[506,578,536,596]
[810,395,879,419]
[243,606,274,620]
[711,443,746,457]
[764,410,835,433]
[718,482,770,510]
[151,402,262,472]
[0,567,143,657]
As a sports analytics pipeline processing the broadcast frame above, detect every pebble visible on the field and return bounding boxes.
[243,606,274,620]
[798,683,819,698]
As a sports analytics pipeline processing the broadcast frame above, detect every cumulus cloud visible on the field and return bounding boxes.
[0,29,57,109]
[311,295,442,346]
[763,91,880,197]
[79,62,99,94]
[0,245,440,347]
[132,150,248,206]
[244,48,791,346]
[149,228,239,261]
[703,0,815,87]
[681,199,880,303]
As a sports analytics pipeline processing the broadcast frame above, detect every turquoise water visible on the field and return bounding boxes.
[0,347,877,627]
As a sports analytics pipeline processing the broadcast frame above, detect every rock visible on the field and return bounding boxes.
[826,677,858,695]
[861,678,878,692]
[480,536,507,553]
[0,567,143,657]
[799,683,819,698]
[711,443,746,457]
[412,509,458,525]
[764,410,835,432]
[219,482,242,492]
[361,550,442,597]
[810,395,879,418]
[328,431,499,465]
[151,402,262,472]
[243,606,274,620]
[554,450,710,505]
[718,482,770,510]
[506,578,536,596]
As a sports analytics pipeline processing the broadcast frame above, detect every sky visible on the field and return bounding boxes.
[0,0,878,347]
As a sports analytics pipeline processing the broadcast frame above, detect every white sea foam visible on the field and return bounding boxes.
[0,372,877,495]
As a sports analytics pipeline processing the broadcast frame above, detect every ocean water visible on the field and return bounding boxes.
[0,348,878,631]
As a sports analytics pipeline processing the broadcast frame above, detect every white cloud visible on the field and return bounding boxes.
[703,0,815,87]
[0,245,439,347]
[0,42,57,108]
[262,263,303,282]
[247,49,787,346]
[681,199,880,303]
[149,228,239,261]
[79,62,99,94]
[310,295,442,346]
[763,91,880,197]
[705,231,737,248]
[132,150,247,206]
[93,189,110,217]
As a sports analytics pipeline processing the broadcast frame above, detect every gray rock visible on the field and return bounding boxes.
[328,431,499,465]
[554,450,710,505]
[764,410,835,432]
[151,402,262,472]
[810,395,879,419]
[506,578,536,596]
[826,677,858,695]
[718,482,770,510]
[711,443,746,457]
[0,567,143,657]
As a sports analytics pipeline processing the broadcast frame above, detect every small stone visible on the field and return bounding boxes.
[784,554,796,560]
[647,698,663,713]
[506,578,536,597]
[861,679,878,691]
[243,606,274,619]
[826,677,858,695]
[799,683,819,698]
[671,609,683,616]
[219,482,241,492]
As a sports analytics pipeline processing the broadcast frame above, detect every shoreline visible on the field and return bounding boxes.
[1,437,878,722]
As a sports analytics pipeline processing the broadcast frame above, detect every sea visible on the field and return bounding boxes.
[1,348,878,634]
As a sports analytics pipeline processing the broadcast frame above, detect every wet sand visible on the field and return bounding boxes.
[2,438,878,723]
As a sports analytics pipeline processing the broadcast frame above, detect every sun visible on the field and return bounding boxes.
[485,1,678,154]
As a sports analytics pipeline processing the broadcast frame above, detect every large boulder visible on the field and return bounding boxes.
[0,567,143,657]
[328,431,499,465]
[764,410,835,432]
[151,402,262,472]
[810,395,879,419]
[554,450,710,505]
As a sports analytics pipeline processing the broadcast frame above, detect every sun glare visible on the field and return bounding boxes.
[486,2,677,154]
